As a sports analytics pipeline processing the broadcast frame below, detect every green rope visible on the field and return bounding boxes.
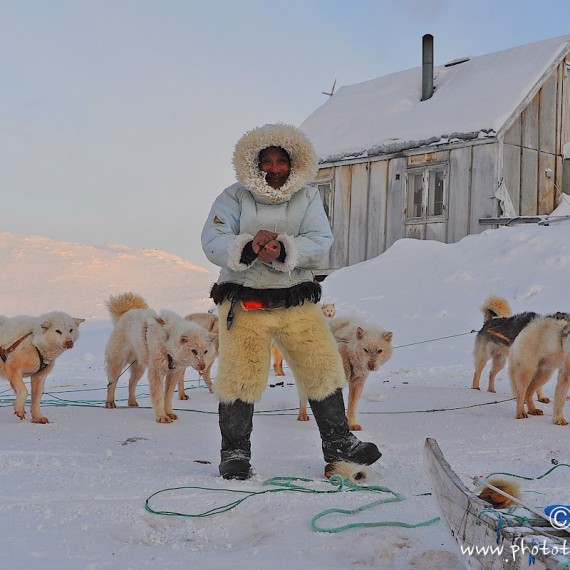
[311,490,440,533]
[145,476,340,519]
[144,474,440,533]
[484,461,570,482]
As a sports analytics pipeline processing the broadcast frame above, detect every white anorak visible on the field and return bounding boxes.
[201,124,332,290]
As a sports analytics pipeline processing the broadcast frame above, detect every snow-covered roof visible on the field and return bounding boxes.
[301,35,570,163]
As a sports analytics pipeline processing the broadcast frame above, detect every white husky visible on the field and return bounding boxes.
[297,316,393,428]
[0,312,84,423]
[104,293,217,423]
[178,312,219,399]
[509,314,570,425]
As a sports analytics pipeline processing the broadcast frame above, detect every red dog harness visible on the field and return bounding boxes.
[485,329,513,344]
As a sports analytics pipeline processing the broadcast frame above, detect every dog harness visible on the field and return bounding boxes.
[34,347,49,372]
[484,329,513,345]
[0,332,33,363]
[0,332,49,373]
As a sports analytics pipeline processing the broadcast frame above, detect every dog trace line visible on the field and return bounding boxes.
[0,384,515,416]
[0,328,499,416]
[392,329,476,349]
[107,360,135,388]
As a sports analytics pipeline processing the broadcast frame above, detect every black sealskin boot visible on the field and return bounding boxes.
[218,399,254,480]
[309,389,381,465]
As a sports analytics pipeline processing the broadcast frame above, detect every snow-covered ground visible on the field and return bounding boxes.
[1,223,570,569]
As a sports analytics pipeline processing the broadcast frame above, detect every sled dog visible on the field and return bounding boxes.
[553,324,570,426]
[0,311,84,423]
[509,313,570,425]
[471,295,541,393]
[177,312,219,398]
[104,292,217,423]
[272,303,336,378]
[298,317,393,430]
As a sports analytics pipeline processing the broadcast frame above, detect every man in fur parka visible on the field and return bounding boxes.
[201,123,381,480]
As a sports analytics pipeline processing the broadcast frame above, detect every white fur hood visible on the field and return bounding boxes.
[232,123,318,205]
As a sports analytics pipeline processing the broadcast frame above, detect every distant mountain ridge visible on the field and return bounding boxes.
[0,232,217,319]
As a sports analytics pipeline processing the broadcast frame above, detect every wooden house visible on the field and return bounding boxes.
[300,34,570,275]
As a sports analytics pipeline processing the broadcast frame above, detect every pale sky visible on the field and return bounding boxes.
[2,0,569,269]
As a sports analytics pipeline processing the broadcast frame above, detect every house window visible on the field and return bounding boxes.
[406,166,447,220]
[310,180,334,223]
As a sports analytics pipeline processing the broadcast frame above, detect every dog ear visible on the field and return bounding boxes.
[74,318,86,326]
[356,326,365,340]
[383,331,393,342]
[40,320,52,332]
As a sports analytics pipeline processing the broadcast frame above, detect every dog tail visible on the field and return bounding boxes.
[480,295,512,322]
[106,292,149,324]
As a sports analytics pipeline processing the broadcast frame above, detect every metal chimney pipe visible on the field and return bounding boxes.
[421,34,434,101]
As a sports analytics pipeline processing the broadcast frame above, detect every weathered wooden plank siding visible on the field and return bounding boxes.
[538,152,556,213]
[313,167,334,270]
[405,223,425,240]
[521,148,539,215]
[385,158,406,248]
[562,59,570,198]
[425,222,446,242]
[447,147,472,242]
[522,94,539,150]
[347,163,369,265]
[503,116,521,146]
[330,166,352,269]
[315,167,333,182]
[502,143,521,213]
[367,161,388,259]
[537,71,558,213]
[501,66,563,216]
[470,144,498,232]
[562,59,570,151]
[539,73,558,154]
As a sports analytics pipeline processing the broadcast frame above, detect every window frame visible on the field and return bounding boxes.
[309,178,334,224]
[405,164,448,222]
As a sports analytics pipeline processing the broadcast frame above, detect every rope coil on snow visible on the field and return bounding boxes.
[144,475,440,533]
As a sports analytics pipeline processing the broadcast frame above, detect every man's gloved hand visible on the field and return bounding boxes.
[257,239,281,263]
[252,230,278,258]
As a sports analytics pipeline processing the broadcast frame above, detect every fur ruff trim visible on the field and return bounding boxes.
[227,233,255,272]
[210,281,322,307]
[232,123,318,205]
[271,234,298,272]
[477,476,521,509]
[325,461,372,483]
[214,302,344,403]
